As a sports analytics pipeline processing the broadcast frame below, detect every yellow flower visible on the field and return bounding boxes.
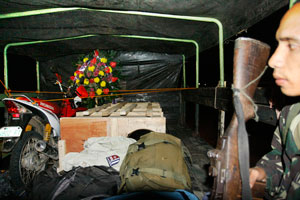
[100,81,106,87]
[88,66,95,72]
[96,88,102,95]
[74,72,77,76]
[79,73,84,78]
[109,67,112,73]
[100,57,107,63]
[94,77,100,83]
[83,57,89,63]
[84,78,89,85]
[76,79,80,85]
[99,71,104,76]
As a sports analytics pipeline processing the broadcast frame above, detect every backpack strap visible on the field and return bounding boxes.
[282,103,300,145]
[128,138,180,153]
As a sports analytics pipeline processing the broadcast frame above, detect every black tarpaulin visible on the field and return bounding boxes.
[0,0,288,60]
[39,51,182,91]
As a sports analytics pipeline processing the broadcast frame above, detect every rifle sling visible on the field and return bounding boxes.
[233,94,252,200]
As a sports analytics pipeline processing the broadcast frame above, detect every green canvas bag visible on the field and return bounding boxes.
[119,132,192,193]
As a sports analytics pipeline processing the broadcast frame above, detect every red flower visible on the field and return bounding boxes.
[110,61,117,68]
[76,86,88,98]
[89,78,94,83]
[103,88,109,94]
[104,67,110,73]
[89,91,95,98]
[111,77,118,83]
[94,50,99,57]
[55,73,62,83]
[93,69,99,77]
[90,57,97,65]
[70,76,75,81]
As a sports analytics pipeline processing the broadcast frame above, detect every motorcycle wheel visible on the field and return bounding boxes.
[9,131,50,189]
[28,116,44,135]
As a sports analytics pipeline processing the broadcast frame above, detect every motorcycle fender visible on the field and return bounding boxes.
[3,98,60,137]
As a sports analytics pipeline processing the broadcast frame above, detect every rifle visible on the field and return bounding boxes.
[207,37,270,199]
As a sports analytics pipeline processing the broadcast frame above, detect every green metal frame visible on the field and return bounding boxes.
[290,0,297,8]
[1,7,225,92]
[3,35,98,91]
[3,34,198,90]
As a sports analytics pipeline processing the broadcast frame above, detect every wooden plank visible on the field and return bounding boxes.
[57,140,66,172]
[120,103,137,116]
[127,112,147,117]
[89,103,111,116]
[98,102,126,117]
[146,103,152,117]
[181,87,270,108]
[152,102,162,111]
[76,103,110,116]
[109,111,121,116]
[133,102,148,111]
[127,111,163,117]
[60,118,107,153]
[182,87,278,125]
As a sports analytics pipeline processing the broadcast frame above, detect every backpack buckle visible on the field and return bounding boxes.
[131,168,139,176]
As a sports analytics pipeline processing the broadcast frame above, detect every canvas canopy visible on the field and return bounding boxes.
[0,0,288,61]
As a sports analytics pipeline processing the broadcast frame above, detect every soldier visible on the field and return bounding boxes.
[249,2,300,199]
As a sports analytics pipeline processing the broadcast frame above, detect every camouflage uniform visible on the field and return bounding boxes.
[257,103,300,199]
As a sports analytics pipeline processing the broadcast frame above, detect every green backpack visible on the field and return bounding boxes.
[118,132,192,193]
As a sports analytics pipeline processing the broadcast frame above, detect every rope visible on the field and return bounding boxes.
[0,83,197,102]
[0,79,11,97]
[7,87,197,94]
[232,65,268,121]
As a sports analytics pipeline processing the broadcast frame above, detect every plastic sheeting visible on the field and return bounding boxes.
[39,51,182,91]
[39,51,183,120]
[0,1,288,60]
[115,51,182,89]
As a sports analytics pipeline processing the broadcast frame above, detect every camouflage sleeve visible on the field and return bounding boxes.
[256,118,284,192]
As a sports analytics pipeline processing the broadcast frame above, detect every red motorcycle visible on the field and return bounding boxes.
[0,75,87,190]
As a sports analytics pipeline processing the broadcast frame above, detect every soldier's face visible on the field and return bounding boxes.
[268,3,300,96]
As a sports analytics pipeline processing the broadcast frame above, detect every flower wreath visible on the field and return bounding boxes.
[70,50,121,107]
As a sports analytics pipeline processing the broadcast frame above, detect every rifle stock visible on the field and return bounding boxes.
[208,37,270,199]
